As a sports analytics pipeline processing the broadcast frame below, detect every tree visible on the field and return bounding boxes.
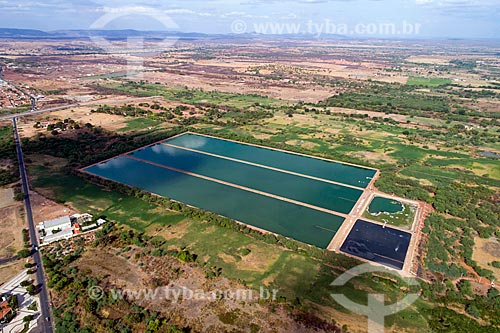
[23,315,34,323]
[20,280,32,287]
[17,249,31,258]
[14,192,24,201]
[26,285,36,296]
[458,281,473,298]
[28,302,38,311]
[8,295,18,309]
[465,304,481,318]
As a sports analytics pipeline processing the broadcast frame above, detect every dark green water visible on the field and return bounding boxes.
[130,144,361,215]
[84,156,345,248]
[368,197,404,214]
[167,134,377,188]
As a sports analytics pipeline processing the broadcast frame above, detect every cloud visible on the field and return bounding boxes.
[241,0,364,4]
[415,0,498,6]
[281,13,299,19]
[414,0,500,18]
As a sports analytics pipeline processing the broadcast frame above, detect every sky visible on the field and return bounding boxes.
[0,0,499,38]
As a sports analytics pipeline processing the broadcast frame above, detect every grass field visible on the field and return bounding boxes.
[406,77,452,87]
[29,165,183,232]
[118,118,162,132]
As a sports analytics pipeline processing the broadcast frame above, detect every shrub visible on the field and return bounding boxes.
[18,249,31,258]
[28,302,37,311]
[26,285,36,296]
[20,280,32,287]
[23,315,34,323]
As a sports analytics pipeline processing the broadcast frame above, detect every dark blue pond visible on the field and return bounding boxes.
[340,220,411,270]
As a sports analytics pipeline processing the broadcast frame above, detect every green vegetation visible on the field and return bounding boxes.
[37,118,81,134]
[99,81,285,109]
[13,190,24,201]
[119,118,162,132]
[92,104,176,123]
[407,77,452,87]
[20,280,32,287]
[27,301,37,311]
[17,249,31,258]
[0,106,31,115]
[0,125,19,186]
[26,284,36,296]
[7,294,18,310]
[363,197,417,229]
[22,126,186,167]
[0,295,18,324]
[323,83,451,115]
[92,85,280,127]
[23,315,34,323]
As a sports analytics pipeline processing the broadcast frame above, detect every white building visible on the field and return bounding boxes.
[80,218,107,232]
[38,216,74,245]
[42,229,74,244]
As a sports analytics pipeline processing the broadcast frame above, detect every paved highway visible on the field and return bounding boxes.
[13,117,53,333]
[0,255,19,266]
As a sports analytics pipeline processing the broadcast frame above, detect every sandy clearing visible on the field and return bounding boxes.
[235,244,282,274]
[74,248,150,290]
[473,237,500,281]
[0,202,25,259]
[406,56,451,65]
[0,260,24,286]
[0,187,15,209]
[17,107,128,138]
[30,191,76,224]
[148,219,191,241]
